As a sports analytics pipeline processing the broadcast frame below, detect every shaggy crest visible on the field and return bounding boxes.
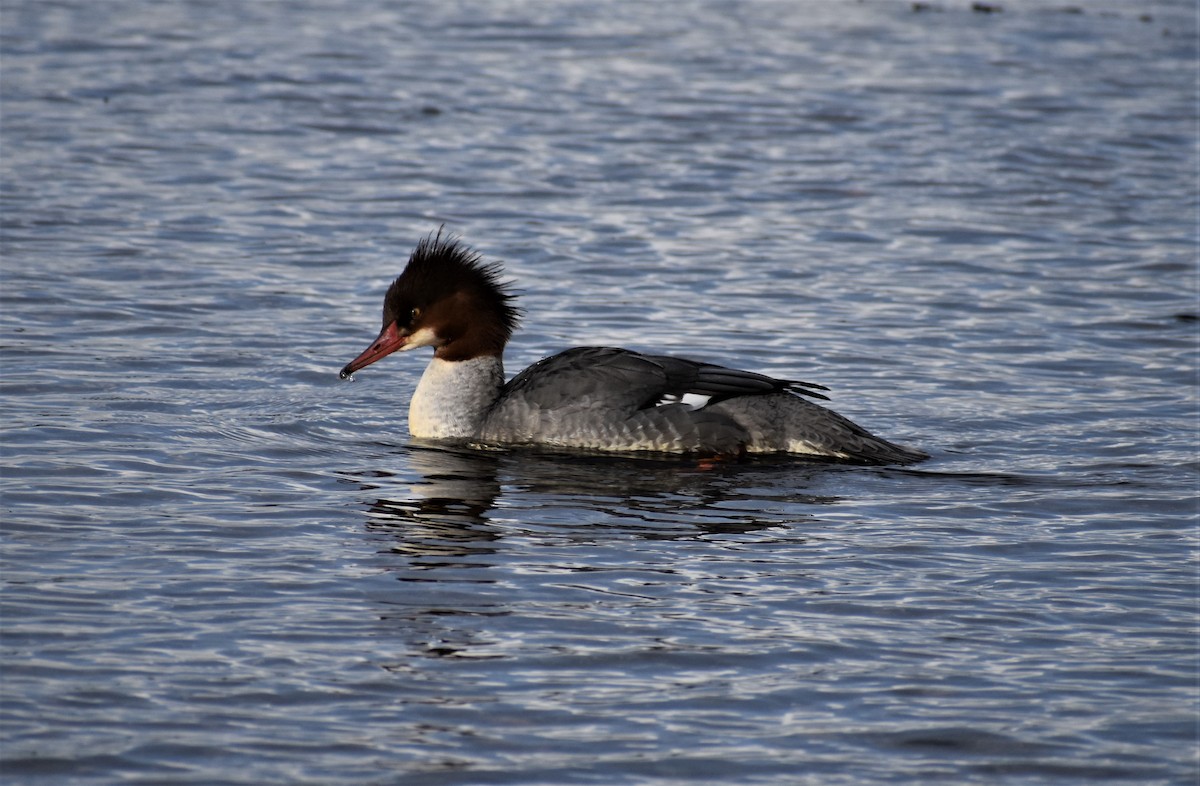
[383,230,522,345]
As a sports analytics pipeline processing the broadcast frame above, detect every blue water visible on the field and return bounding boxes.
[2,0,1197,783]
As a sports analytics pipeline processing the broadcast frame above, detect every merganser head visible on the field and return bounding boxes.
[340,232,520,378]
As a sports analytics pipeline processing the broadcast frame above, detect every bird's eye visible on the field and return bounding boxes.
[410,307,421,322]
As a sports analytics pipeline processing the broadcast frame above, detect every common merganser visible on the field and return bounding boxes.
[340,233,927,465]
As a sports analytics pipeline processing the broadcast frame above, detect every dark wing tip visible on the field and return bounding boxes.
[786,378,831,401]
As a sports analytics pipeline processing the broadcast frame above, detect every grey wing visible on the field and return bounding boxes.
[481,347,750,452]
[498,347,676,412]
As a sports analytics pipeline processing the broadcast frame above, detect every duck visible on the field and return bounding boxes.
[340,232,927,465]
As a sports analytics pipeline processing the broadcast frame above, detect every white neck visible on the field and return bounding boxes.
[408,355,505,440]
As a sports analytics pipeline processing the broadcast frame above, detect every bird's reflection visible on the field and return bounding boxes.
[339,445,848,660]
[339,443,844,564]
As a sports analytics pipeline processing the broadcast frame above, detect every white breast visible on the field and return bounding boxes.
[408,355,505,440]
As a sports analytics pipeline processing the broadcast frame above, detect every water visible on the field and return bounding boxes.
[1,0,1197,783]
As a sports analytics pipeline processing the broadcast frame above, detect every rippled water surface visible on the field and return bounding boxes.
[2,0,1197,783]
